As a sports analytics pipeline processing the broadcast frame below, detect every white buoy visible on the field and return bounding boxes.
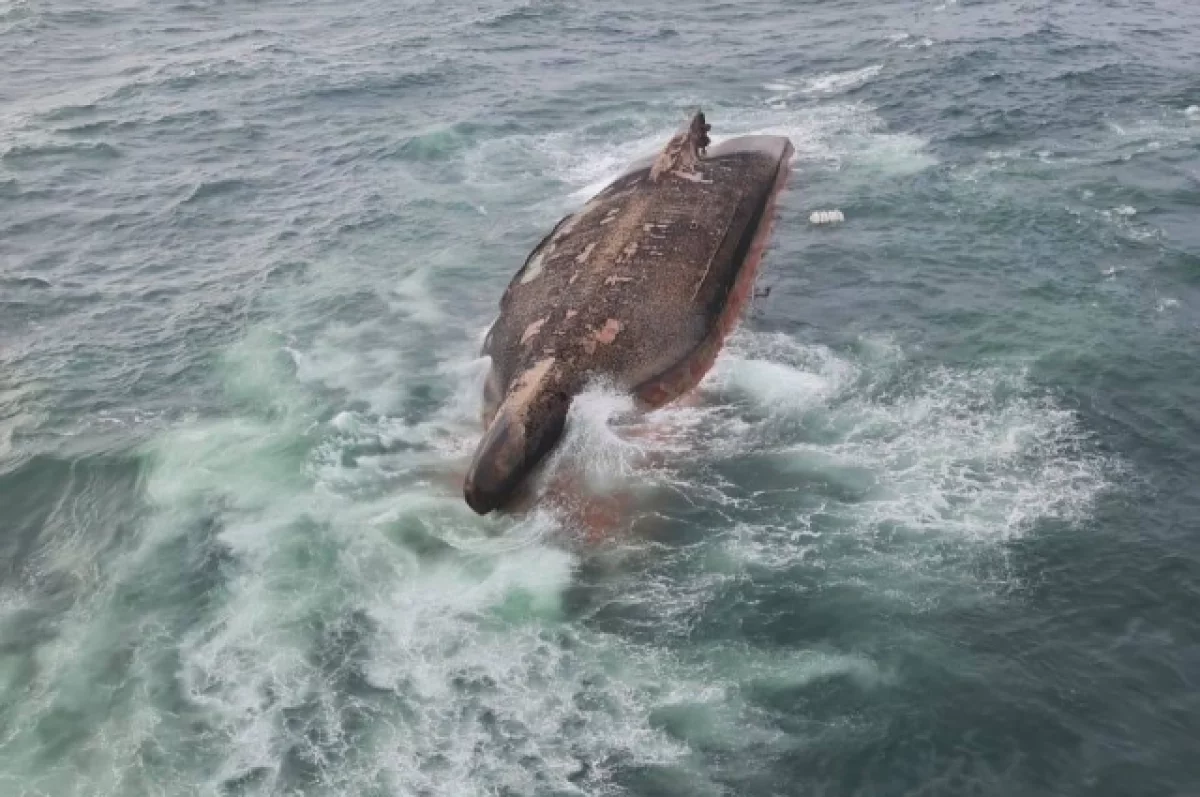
[809,209,845,225]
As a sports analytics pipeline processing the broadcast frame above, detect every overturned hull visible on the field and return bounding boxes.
[465,112,794,514]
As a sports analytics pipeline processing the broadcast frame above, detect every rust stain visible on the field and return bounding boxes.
[594,319,623,345]
[575,242,596,264]
[509,357,556,415]
[519,249,547,284]
[573,193,655,281]
[520,317,547,345]
[553,213,580,240]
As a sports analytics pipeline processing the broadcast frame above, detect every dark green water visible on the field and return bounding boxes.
[2,0,1199,795]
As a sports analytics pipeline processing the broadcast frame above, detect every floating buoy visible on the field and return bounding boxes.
[809,209,845,225]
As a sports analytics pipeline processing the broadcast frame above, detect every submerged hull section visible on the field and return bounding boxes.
[465,114,793,514]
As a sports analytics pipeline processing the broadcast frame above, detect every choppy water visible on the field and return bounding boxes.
[2,0,1199,794]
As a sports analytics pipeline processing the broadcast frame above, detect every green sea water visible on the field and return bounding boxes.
[2,0,1199,795]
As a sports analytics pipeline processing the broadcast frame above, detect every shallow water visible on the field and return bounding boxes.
[2,0,1199,795]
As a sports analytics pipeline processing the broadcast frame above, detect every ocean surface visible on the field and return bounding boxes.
[2,0,1199,795]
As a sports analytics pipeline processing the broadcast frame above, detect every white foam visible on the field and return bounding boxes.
[845,132,938,175]
[118,313,741,793]
[562,331,1114,606]
[703,645,890,691]
[713,347,852,415]
[477,100,936,206]
[390,266,444,324]
[719,106,936,176]
[552,383,645,489]
[554,128,670,201]
[27,309,1113,796]
[802,64,883,95]
[131,339,696,794]
[1096,204,1160,243]
[289,326,407,415]
[763,66,884,103]
[1103,115,1198,160]
[834,369,1102,534]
